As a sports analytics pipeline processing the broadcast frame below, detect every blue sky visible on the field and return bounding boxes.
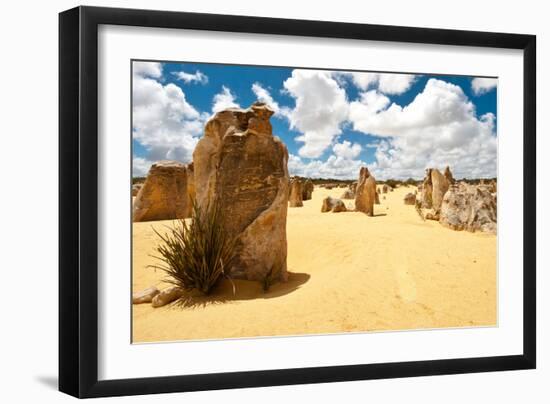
[132,60,497,180]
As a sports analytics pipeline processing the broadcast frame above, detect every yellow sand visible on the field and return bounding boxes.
[132,185,496,343]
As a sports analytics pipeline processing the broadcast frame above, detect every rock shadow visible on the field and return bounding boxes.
[171,271,311,309]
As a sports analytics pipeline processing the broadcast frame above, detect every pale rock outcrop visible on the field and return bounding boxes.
[289,178,304,207]
[444,165,454,184]
[341,188,355,199]
[404,193,416,205]
[302,179,314,201]
[431,168,450,212]
[420,167,452,212]
[132,286,160,304]
[321,196,347,213]
[193,102,289,282]
[420,169,433,209]
[133,160,192,222]
[439,183,497,233]
[151,286,184,308]
[355,167,377,216]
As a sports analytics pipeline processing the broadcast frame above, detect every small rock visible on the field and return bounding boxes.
[151,286,184,308]
[425,212,440,221]
[403,193,416,205]
[321,196,347,213]
[132,286,159,304]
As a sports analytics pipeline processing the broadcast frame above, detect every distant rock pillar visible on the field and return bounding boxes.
[431,168,450,213]
[289,178,304,207]
[302,179,314,200]
[355,167,377,216]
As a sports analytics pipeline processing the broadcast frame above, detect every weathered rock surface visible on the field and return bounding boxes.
[355,167,377,216]
[489,179,497,193]
[321,196,347,213]
[133,160,192,222]
[431,168,450,212]
[420,167,452,212]
[132,286,160,304]
[420,170,433,209]
[151,286,184,308]
[289,178,304,207]
[439,184,497,233]
[193,102,289,282]
[302,179,314,200]
[404,193,416,205]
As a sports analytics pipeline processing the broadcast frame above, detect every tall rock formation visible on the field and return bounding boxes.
[431,168,450,212]
[420,167,451,212]
[193,102,289,282]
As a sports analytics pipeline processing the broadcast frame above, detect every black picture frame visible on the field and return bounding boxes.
[59,5,536,398]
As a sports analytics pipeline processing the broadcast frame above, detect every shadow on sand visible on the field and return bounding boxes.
[171,271,311,309]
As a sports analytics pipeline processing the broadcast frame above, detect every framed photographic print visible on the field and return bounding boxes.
[59,6,536,398]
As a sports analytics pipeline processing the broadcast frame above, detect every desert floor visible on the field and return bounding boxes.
[132,185,496,343]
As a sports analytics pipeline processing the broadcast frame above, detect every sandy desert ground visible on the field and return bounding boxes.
[132,185,496,343]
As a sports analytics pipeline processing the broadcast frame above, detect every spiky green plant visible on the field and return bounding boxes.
[151,201,237,295]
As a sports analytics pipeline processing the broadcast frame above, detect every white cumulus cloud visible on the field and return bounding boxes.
[132,156,155,177]
[471,77,497,95]
[339,72,417,95]
[212,86,240,113]
[251,82,291,119]
[172,69,208,84]
[288,153,367,180]
[332,140,362,159]
[133,61,162,79]
[132,62,208,165]
[348,78,497,179]
[283,70,349,158]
